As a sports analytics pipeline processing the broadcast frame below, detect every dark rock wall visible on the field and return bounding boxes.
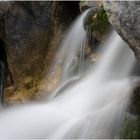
[0,1,79,89]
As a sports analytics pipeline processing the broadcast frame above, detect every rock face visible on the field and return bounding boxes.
[0,1,79,102]
[80,1,102,12]
[103,1,140,61]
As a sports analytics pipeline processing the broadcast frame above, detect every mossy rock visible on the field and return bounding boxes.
[120,114,140,139]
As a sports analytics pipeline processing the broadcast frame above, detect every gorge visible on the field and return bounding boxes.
[0,1,139,139]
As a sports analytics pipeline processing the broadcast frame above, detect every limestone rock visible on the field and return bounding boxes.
[103,1,140,61]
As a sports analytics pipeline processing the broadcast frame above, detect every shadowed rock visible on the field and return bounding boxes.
[0,1,80,102]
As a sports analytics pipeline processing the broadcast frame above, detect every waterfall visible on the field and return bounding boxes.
[49,10,89,99]
[0,10,138,139]
[49,10,89,83]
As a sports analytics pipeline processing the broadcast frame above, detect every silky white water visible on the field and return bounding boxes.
[49,10,88,84]
[0,10,138,139]
[49,10,89,99]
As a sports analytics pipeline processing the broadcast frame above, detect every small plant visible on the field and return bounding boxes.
[84,6,110,33]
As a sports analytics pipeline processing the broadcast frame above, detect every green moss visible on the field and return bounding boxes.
[84,6,109,33]
[79,0,85,6]
[120,114,140,139]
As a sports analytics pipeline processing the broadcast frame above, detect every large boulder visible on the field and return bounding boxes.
[0,1,79,103]
[103,1,140,61]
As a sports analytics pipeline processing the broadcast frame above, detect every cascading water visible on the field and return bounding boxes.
[0,10,138,139]
[48,10,89,99]
[49,10,89,83]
